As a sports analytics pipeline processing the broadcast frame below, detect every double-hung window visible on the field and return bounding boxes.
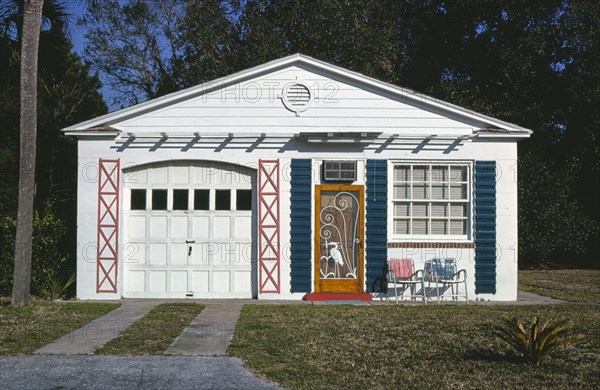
[392,162,471,239]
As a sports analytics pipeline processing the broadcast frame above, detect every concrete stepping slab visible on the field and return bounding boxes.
[166,303,243,356]
[35,300,159,355]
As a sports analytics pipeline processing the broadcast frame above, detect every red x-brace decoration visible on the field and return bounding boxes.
[96,159,120,293]
[258,159,281,293]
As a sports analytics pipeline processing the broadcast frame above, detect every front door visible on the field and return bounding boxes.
[314,185,364,293]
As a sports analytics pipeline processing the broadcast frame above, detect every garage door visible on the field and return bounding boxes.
[122,161,256,298]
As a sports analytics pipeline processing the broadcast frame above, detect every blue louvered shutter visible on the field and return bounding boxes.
[474,161,497,294]
[290,159,312,292]
[366,159,388,293]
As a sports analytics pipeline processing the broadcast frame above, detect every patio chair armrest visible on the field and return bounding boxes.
[454,269,467,280]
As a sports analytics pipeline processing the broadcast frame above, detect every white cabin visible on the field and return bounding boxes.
[64,54,531,301]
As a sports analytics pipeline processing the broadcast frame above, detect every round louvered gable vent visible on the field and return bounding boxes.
[286,84,311,106]
[281,81,314,115]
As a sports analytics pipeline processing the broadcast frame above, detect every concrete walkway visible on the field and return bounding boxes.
[516,290,565,304]
[166,303,243,355]
[35,300,159,354]
[33,291,562,356]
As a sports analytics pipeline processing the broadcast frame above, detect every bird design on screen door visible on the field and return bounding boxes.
[319,191,359,279]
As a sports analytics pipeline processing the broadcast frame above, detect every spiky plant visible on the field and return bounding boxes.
[493,316,584,365]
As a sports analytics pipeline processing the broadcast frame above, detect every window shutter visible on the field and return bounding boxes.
[474,161,497,294]
[366,159,388,292]
[290,159,312,292]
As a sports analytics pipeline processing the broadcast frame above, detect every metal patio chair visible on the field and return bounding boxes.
[424,258,468,304]
[388,258,426,303]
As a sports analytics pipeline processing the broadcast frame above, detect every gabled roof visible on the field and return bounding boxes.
[63,53,532,136]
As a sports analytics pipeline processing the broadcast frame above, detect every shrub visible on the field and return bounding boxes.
[0,202,72,295]
[40,272,76,300]
[493,316,584,365]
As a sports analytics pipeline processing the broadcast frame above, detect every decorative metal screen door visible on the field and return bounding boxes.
[314,185,364,293]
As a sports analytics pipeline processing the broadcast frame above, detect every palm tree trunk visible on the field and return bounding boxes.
[12,0,44,307]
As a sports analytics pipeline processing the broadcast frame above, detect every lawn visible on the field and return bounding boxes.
[519,269,600,303]
[0,302,118,356]
[95,303,204,355]
[229,304,599,389]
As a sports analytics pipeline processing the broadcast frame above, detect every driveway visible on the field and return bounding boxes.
[0,355,283,390]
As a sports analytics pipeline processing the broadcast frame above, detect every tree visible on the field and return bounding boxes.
[81,0,239,106]
[2,0,107,299]
[12,0,44,306]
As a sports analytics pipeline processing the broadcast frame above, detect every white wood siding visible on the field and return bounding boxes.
[116,66,487,135]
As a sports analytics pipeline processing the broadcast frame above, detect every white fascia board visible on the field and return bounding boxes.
[474,133,532,140]
[63,53,533,135]
[63,130,120,138]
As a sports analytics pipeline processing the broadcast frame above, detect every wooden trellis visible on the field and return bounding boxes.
[96,159,120,293]
[258,159,281,293]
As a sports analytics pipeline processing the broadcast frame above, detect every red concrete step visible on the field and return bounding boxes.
[304,293,373,301]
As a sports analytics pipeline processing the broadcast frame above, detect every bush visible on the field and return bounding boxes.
[0,202,73,296]
[493,316,584,365]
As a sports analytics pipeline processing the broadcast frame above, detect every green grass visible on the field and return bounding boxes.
[95,303,204,355]
[0,302,119,356]
[229,305,599,389]
[519,269,600,303]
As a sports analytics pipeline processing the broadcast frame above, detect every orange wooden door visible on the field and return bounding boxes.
[314,185,364,293]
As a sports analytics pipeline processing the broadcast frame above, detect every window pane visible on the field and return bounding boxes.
[431,166,447,182]
[413,203,428,217]
[431,204,447,217]
[431,220,447,234]
[394,219,409,234]
[394,203,409,217]
[152,189,167,210]
[431,184,446,200]
[194,189,209,210]
[412,166,427,181]
[450,166,467,182]
[130,189,146,210]
[450,184,467,200]
[394,166,409,181]
[236,189,252,211]
[413,219,428,234]
[215,189,231,210]
[450,220,466,235]
[450,203,466,217]
[394,184,409,199]
[173,189,188,210]
[412,184,428,200]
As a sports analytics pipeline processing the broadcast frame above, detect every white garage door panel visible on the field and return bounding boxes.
[129,217,146,238]
[192,271,209,292]
[127,271,146,292]
[193,216,210,238]
[213,271,231,292]
[150,271,167,292]
[171,217,188,238]
[123,162,255,298]
[234,271,252,292]
[170,271,188,292]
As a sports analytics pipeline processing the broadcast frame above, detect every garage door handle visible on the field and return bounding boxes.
[186,240,195,243]
[188,246,192,256]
